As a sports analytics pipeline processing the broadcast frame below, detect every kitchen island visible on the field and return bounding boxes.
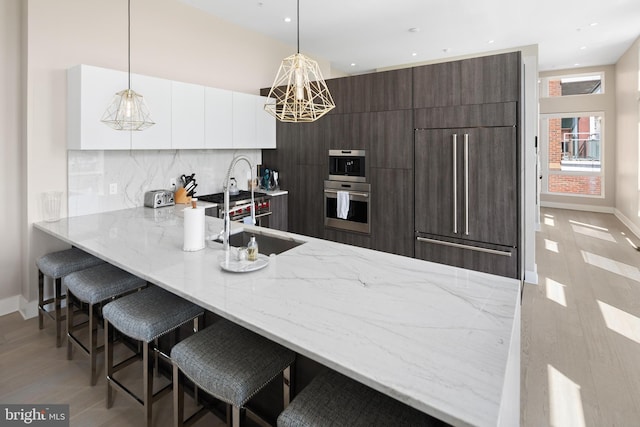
[34,206,521,427]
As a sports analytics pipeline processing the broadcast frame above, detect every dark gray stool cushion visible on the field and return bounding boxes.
[103,286,203,343]
[171,320,295,407]
[63,263,146,304]
[36,247,104,278]
[277,370,444,427]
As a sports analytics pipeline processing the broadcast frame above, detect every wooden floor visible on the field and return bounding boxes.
[522,208,640,426]
[3,207,640,426]
[0,311,224,427]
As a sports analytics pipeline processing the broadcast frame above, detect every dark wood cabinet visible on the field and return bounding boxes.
[289,164,325,239]
[269,193,288,231]
[415,235,518,278]
[370,168,413,257]
[413,60,461,108]
[326,68,413,114]
[461,52,520,104]
[413,52,520,108]
[369,110,413,169]
[323,229,371,248]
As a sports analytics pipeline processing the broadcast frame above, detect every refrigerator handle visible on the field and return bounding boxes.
[452,133,458,234]
[464,133,469,236]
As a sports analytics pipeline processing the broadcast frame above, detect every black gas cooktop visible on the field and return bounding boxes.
[197,191,268,205]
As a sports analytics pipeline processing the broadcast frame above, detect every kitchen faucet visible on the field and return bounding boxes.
[222,155,255,251]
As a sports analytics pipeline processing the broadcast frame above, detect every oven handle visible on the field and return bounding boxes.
[254,211,273,219]
[323,189,370,198]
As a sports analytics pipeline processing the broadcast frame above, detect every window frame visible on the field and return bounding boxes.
[540,111,605,199]
[539,71,605,98]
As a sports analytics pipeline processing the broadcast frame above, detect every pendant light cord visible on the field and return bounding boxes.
[296,0,300,54]
[127,0,131,90]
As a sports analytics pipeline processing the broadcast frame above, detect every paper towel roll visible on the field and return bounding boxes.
[183,207,205,251]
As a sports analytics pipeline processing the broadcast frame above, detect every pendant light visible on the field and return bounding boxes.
[101,0,154,131]
[264,0,335,123]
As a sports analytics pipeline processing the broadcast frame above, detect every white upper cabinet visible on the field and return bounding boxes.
[171,81,205,149]
[232,92,257,148]
[68,64,276,150]
[256,96,276,149]
[67,65,130,150]
[204,87,233,149]
[130,73,172,150]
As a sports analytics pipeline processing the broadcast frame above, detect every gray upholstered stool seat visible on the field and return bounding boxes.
[277,369,445,427]
[64,263,146,385]
[171,320,296,427]
[103,285,204,427]
[36,247,104,347]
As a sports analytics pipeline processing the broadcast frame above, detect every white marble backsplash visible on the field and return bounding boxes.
[68,149,262,217]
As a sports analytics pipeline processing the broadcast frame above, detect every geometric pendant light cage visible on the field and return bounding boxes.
[101,0,154,131]
[264,0,335,123]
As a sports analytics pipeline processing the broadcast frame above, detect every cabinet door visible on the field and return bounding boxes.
[204,87,233,148]
[68,65,130,150]
[268,194,288,231]
[369,110,413,169]
[232,92,257,148]
[460,52,520,104]
[256,96,276,148]
[414,129,459,238]
[415,235,518,278]
[130,73,172,149]
[413,60,461,108]
[371,168,413,257]
[370,68,413,112]
[464,127,517,246]
[171,81,205,149]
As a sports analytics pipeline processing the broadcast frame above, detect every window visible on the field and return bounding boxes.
[539,72,604,98]
[540,114,604,197]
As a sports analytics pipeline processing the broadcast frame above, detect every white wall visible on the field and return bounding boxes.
[538,65,617,211]
[614,37,640,235]
[0,0,23,307]
[15,0,334,314]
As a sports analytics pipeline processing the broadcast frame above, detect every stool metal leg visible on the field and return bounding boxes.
[173,363,184,427]
[54,277,64,347]
[105,318,114,409]
[283,366,293,409]
[38,270,45,330]
[66,291,75,360]
[89,302,98,386]
[231,406,245,427]
[143,341,153,427]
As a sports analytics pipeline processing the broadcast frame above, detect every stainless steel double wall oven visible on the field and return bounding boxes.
[324,150,371,234]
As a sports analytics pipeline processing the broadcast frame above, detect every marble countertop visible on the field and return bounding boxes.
[35,207,520,427]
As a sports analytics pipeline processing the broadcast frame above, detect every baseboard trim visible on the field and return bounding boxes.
[0,295,20,317]
[540,201,614,213]
[614,209,640,241]
[524,269,539,285]
[19,296,38,320]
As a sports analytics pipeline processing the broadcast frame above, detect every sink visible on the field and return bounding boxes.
[215,230,304,255]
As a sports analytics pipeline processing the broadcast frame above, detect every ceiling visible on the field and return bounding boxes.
[178,0,640,75]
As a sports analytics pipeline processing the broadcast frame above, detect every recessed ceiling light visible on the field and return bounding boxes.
[412,52,417,57]
[488,40,495,44]
[590,22,598,27]
[580,46,587,50]
[442,48,450,53]
[574,63,580,66]
[409,27,420,33]
[350,63,356,67]
[284,17,291,23]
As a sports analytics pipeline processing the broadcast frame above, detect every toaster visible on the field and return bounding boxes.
[144,190,175,208]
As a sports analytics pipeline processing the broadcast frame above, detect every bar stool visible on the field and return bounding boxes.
[277,369,444,427]
[36,247,104,347]
[103,285,204,427]
[171,320,296,427]
[64,263,147,385]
